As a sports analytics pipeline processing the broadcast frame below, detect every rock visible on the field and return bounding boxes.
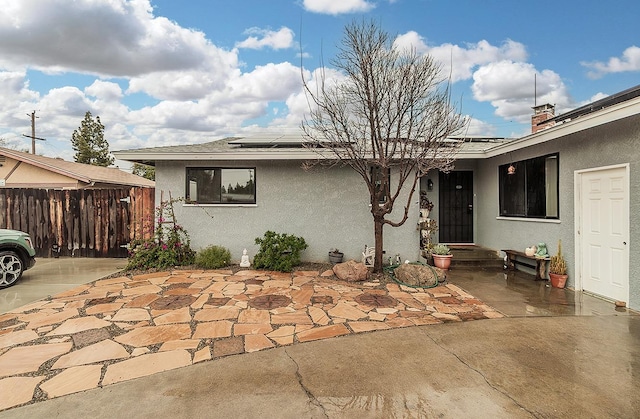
[394,264,444,288]
[332,260,369,282]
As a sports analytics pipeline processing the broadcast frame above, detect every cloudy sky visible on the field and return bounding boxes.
[1,0,638,166]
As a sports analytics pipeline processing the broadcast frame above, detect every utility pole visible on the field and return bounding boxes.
[30,111,36,154]
[22,111,46,154]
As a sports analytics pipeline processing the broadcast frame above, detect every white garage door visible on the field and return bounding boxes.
[578,165,629,303]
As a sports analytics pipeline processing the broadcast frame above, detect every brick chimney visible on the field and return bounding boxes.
[531,103,555,133]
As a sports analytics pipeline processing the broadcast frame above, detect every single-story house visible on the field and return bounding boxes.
[114,84,640,310]
[0,148,155,189]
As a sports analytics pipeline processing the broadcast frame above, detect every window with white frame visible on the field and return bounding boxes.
[186,168,256,204]
[499,153,559,218]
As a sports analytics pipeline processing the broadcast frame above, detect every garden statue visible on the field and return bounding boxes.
[240,248,251,267]
[362,245,375,268]
[535,242,548,258]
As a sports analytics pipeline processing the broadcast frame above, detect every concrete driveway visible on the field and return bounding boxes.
[0,257,126,314]
[1,315,638,418]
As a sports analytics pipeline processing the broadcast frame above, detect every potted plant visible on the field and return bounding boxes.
[431,243,452,271]
[419,190,434,218]
[549,240,568,288]
[328,248,344,265]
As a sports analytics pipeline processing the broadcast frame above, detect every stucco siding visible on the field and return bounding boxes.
[156,160,421,264]
[476,114,640,309]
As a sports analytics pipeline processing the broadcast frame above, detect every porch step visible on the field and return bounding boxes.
[449,246,504,269]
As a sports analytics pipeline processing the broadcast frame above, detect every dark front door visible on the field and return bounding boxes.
[439,171,473,243]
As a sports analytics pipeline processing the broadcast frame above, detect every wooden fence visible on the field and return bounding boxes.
[0,188,155,258]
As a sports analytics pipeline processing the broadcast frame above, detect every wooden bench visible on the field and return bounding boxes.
[502,249,550,281]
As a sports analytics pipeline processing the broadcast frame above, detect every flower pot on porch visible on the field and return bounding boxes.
[328,251,344,265]
[432,254,453,271]
[549,273,568,289]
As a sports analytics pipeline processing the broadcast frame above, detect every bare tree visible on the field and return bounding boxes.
[302,20,468,272]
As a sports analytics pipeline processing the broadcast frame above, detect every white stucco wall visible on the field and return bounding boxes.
[155,160,421,265]
[475,114,640,309]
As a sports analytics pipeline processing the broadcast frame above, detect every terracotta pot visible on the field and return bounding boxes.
[549,273,568,289]
[432,254,452,271]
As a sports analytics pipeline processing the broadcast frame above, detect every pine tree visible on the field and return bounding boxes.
[132,163,155,180]
[71,111,114,166]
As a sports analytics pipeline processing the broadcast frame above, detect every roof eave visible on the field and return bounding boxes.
[113,150,333,162]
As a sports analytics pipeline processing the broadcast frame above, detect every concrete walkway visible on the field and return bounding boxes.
[0,265,638,417]
[0,257,126,314]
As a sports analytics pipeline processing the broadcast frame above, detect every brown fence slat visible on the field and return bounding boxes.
[79,190,87,250]
[0,187,154,258]
[87,193,95,250]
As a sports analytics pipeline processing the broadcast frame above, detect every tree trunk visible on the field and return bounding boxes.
[374,215,384,273]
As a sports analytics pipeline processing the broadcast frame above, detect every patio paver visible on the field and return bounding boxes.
[0,268,502,412]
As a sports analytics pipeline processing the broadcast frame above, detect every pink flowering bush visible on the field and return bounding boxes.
[126,197,196,270]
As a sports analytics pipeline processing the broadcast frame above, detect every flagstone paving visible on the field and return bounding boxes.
[0,268,503,412]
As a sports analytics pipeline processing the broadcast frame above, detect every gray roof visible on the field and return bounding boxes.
[550,83,640,124]
[114,134,515,164]
[116,138,236,154]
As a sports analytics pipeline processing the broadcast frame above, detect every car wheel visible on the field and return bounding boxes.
[0,251,24,289]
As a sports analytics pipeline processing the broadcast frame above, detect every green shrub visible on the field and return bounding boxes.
[126,197,196,271]
[196,245,231,269]
[253,231,308,272]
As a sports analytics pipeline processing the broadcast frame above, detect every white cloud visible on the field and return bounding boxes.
[270,67,346,127]
[471,61,571,122]
[302,0,374,15]
[0,0,222,77]
[0,71,40,127]
[122,61,304,143]
[465,117,497,137]
[586,92,609,103]
[391,34,556,126]
[126,57,239,101]
[85,80,123,102]
[228,62,302,102]
[394,33,527,82]
[582,46,640,79]
[39,87,92,117]
[236,27,295,50]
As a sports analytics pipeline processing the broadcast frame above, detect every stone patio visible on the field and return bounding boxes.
[0,268,502,411]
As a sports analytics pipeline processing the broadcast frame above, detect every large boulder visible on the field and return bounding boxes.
[332,260,369,282]
[394,263,444,288]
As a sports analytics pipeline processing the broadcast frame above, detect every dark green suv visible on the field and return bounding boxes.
[0,229,36,289]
